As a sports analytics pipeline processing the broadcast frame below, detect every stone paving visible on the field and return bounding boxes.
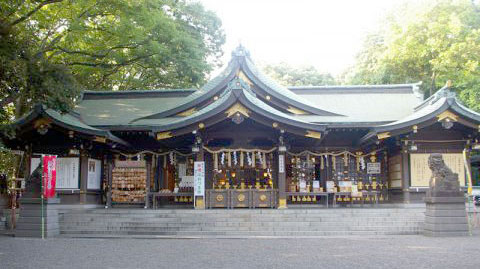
[1,234,480,269]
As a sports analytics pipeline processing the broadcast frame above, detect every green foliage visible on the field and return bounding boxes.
[346,0,480,110]
[0,147,16,186]
[0,0,225,121]
[263,62,335,86]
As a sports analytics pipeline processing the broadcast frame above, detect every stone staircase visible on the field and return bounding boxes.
[59,208,425,238]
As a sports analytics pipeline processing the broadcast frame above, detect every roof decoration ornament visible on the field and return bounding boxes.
[232,44,250,57]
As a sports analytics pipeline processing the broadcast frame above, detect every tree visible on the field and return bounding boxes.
[262,62,335,86]
[0,0,225,121]
[346,0,480,110]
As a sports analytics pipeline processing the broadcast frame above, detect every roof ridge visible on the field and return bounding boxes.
[83,88,197,95]
[288,82,422,90]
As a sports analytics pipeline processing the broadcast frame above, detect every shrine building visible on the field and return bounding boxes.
[2,46,480,209]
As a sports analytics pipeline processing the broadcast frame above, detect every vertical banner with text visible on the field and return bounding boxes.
[42,155,57,198]
[194,161,205,197]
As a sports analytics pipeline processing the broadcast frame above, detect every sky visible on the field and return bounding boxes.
[200,0,405,76]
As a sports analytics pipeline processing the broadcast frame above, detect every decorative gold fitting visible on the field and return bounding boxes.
[377,132,390,140]
[305,130,322,139]
[437,110,458,122]
[156,132,173,140]
[93,136,107,143]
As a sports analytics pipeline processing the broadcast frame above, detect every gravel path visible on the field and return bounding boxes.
[1,235,480,269]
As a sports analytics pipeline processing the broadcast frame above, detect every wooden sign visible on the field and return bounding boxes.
[278,155,285,173]
[410,153,465,187]
[367,162,381,174]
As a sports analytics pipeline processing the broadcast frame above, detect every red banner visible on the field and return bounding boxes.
[42,155,56,198]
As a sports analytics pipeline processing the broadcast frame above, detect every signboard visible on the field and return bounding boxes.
[42,155,56,198]
[312,180,320,192]
[32,157,79,189]
[326,181,335,192]
[410,153,465,187]
[367,162,381,174]
[87,158,102,190]
[194,161,205,197]
[278,155,285,173]
[299,180,307,192]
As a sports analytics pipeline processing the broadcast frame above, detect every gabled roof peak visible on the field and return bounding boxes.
[231,44,251,58]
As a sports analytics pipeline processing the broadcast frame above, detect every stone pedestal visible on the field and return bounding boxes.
[424,196,469,236]
[15,198,60,238]
[423,153,469,237]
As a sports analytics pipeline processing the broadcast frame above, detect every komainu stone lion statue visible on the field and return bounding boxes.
[427,153,461,197]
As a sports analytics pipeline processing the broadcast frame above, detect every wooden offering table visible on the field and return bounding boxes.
[206,189,277,209]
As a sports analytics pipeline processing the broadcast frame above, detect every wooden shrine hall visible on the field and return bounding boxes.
[2,45,480,209]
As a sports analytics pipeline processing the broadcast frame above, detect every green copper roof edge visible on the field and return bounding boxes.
[130,58,240,122]
[7,104,128,146]
[150,81,327,133]
[238,89,326,132]
[288,82,422,90]
[241,57,343,117]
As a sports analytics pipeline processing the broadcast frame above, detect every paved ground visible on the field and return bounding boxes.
[1,235,480,269]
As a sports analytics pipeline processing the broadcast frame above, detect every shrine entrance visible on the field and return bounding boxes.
[200,118,280,208]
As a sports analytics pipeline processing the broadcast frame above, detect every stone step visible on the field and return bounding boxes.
[60,224,422,231]
[60,213,425,219]
[60,225,422,232]
[60,215,425,222]
[58,208,425,238]
[72,209,426,215]
[59,230,420,237]
[60,220,423,227]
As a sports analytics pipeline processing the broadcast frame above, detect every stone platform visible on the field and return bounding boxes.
[58,207,426,238]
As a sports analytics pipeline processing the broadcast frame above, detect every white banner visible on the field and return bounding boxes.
[194,161,205,196]
[87,159,102,190]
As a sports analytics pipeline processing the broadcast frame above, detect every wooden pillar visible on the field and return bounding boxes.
[24,145,32,179]
[105,155,113,208]
[145,154,152,209]
[278,149,287,209]
[401,150,411,203]
[79,150,88,204]
[194,144,205,209]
